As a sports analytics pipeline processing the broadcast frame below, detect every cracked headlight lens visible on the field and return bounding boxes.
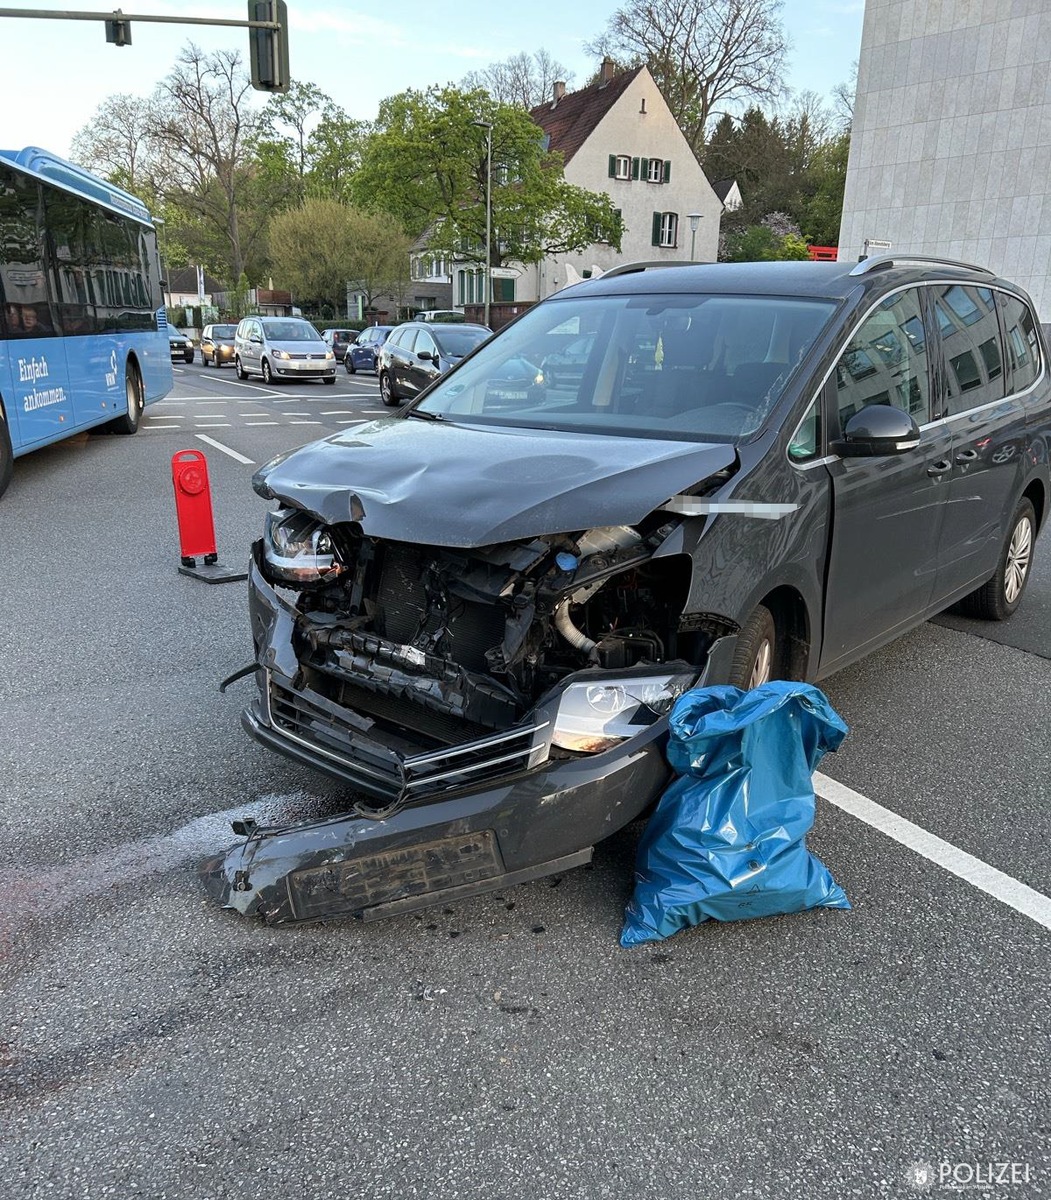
[262,508,344,586]
[552,672,696,753]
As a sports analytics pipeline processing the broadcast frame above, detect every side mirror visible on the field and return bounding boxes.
[831,404,921,457]
[250,334,262,344]
[417,350,433,361]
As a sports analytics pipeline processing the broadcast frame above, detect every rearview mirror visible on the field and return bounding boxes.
[831,404,921,457]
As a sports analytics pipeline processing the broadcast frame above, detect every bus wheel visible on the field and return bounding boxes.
[111,360,144,434]
[0,404,13,499]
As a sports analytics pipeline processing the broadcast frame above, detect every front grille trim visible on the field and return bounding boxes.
[266,673,550,800]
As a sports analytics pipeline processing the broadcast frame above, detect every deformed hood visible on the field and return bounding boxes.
[253,418,737,546]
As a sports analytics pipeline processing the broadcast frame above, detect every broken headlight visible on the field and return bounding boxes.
[262,507,344,586]
[551,671,696,753]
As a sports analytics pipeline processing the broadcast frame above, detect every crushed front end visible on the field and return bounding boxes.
[203,503,736,923]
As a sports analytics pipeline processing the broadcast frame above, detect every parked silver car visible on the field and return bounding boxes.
[234,316,336,385]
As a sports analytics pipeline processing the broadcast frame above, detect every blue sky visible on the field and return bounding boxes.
[0,0,864,158]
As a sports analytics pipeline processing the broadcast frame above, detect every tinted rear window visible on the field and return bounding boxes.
[432,328,490,356]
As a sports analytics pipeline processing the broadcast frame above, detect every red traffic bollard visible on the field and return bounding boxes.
[171,450,247,584]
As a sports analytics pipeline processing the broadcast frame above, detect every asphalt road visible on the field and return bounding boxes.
[1,361,1048,1200]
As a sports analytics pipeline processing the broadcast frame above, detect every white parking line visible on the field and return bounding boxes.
[144,424,182,431]
[194,414,228,419]
[196,434,254,464]
[244,421,279,426]
[195,422,232,428]
[290,420,323,425]
[320,410,348,415]
[814,772,1051,933]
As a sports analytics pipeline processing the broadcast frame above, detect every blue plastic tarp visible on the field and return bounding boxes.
[620,682,850,947]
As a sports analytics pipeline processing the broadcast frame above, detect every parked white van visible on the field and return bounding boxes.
[234,316,336,385]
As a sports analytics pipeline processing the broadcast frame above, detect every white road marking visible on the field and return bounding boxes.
[244,421,279,426]
[153,400,185,406]
[194,414,228,419]
[194,422,232,428]
[144,424,182,431]
[283,411,309,416]
[814,772,1051,933]
[195,433,254,464]
[290,420,323,425]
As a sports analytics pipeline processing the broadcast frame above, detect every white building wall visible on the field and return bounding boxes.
[839,0,1051,317]
[529,70,723,300]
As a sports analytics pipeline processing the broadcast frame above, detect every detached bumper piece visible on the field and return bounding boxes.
[201,670,672,924]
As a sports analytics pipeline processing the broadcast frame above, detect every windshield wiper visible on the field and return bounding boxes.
[405,408,444,421]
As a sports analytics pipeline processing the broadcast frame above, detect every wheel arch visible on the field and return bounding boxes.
[757,584,812,681]
[1021,476,1046,533]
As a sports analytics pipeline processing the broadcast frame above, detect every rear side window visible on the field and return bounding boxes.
[998,293,1042,394]
[834,289,930,428]
[932,285,1004,416]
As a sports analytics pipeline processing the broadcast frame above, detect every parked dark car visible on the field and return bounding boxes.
[541,333,593,390]
[322,328,355,362]
[377,321,491,405]
[200,323,237,367]
[204,257,1050,924]
[345,324,392,374]
[168,329,194,363]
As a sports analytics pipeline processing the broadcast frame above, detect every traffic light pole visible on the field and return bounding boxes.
[0,3,290,91]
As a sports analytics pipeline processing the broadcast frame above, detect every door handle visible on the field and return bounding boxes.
[927,459,953,477]
[954,449,979,463]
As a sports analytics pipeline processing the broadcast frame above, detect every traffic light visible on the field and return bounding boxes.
[248,0,289,93]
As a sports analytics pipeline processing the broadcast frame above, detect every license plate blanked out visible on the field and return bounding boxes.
[287,830,504,919]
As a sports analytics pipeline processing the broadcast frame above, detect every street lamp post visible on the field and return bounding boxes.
[688,212,702,261]
[472,119,493,328]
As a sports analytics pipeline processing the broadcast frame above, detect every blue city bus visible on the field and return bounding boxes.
[0,146,173,498]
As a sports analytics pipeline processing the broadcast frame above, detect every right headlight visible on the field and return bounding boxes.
[262,508,344,586]
[551,671,696,753]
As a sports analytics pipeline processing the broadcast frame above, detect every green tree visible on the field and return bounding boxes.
[268,199,411,315]
[351,86,621,268]
[722,213,810,261]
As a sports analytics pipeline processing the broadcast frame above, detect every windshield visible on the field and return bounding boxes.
[211,325,236,339]
[432,327,490,357]
[262,320,321,342]
[415,293,836,441]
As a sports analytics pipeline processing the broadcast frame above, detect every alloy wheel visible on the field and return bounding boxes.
[1004,516,1033,605]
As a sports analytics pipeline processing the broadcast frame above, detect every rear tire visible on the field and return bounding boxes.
[380,371,398,406]
[728,604,778,690]
[235,356,247,380]
[110,360,144,434]
[0,404,13,499]
[955,498,1036,620]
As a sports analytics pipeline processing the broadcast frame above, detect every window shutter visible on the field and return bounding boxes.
[640,157,650,180]
[608,154,616,178]
[663,160,672,183]
[651,212,662,246]
[632,157,640,180]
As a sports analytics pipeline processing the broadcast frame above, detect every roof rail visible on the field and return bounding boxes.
[600,260,707,279]
[849,253,994,277]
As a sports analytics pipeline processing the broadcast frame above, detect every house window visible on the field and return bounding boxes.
[609,155,631,180]
[647,158,662,183]
[651,211,678,248]
[457,268,485,306]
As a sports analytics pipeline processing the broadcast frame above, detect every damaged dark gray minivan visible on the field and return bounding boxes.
[204,257,1050,923]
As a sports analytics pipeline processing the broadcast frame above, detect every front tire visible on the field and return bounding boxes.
[184,349,194,364]
[235,356,248,380]
[0,405,13,499]
[346,358,356,375]
[110,360,144,434]
[380,371,398,406]
[729,604,778,690]
[262,358,274,385]
[323,376,336,386]
[956,498,1036,620]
